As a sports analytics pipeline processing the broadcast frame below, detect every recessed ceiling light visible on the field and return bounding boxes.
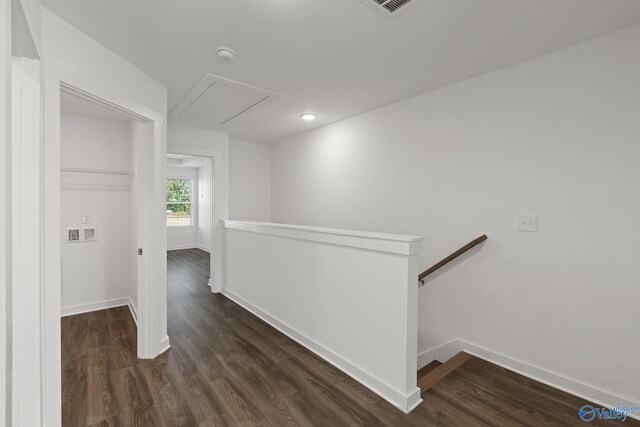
[301,114,317,121]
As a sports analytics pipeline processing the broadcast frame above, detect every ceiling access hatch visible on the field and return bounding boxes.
[170,73,279,126]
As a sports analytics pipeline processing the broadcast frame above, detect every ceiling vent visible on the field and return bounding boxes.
[360,0,422,17]
[170,74,279,126]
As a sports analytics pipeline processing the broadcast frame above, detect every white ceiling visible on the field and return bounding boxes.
[44,0,640,143]
[60,91,131,123]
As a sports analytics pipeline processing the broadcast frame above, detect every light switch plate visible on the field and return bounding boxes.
[517,215,537,232]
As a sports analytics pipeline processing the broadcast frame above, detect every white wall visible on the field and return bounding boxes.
[166,166,198,250]
[17,0,41,56]
[197,158,212,252]
[230,139,271,222]
[0,0,10,423]
[60,113,135,313]
[271,24,640,405]
[166,132,272,255]
[41,9,166,120]
[222,221,422,412]
[41,8,168,425]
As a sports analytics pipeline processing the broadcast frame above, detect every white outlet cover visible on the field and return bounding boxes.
[517,215,537,232]
[83,227,97,242]
[66,228,80,242]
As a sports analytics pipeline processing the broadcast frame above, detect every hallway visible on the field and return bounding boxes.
[60,249,633,426]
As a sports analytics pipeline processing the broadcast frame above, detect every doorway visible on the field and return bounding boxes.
[41,77,168,425]
[59,91,140,320]
[165,153,215,296]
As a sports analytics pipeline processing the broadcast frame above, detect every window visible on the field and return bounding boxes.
[166,178,193,226]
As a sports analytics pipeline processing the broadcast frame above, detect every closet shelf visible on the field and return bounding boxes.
[60,167,133,176]
[60,167,134,190]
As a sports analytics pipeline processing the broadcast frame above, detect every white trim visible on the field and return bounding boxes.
[42,74,62,427]
[167,244,199,251]
[158,335,171,354]
[222,220,424,255]
[60,297,138,326]
[61,298,130,317]
[221,288,422,413]
[43,59,164,124]
[0,2,10,424]
[418,339,640,420]
[166,244,211,253]
[135,121,167,360]
[11,57,42,427]
[166,145,227,297]
[60,83,155,123]
[127,298,138,326]
[417,339,461,367]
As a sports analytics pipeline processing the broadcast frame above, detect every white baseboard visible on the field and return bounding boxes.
[221,288,421,413]
[61,297,138,329]
[158,335,171,355]
[61,298,130,317]
[418,339,640,420]
[210,279,221,294]
[418,339,461,367]
[167,244,197,251]
[127,297,138,327]
[167,244,211,252]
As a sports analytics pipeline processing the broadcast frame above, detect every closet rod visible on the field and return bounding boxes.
[60,167,133,176]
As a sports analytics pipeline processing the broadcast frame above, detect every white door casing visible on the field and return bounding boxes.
[11,56,43,427]
[42,80,168,427]
[165,145,228,294]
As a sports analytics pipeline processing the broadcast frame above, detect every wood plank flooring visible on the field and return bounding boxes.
[61,248,639,426]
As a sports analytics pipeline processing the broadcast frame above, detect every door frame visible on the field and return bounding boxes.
[42,77,168,426]
[11,55,42,427]
[0,1,9,423]
[5,1,42,425]
[166,146,225,293]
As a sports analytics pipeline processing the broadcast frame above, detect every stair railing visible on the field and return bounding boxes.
[418,235,487,285]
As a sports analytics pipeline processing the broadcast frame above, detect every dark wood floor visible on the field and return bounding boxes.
[61,248,638,426]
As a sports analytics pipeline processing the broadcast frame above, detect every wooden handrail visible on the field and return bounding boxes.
[418,235,487,283]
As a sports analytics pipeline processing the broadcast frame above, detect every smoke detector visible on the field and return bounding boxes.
[216,46,236,61]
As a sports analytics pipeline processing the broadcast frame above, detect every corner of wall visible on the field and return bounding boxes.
[228,138,272,222]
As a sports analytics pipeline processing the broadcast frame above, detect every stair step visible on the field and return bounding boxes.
[418,352,472,393]
[417,360,442,378]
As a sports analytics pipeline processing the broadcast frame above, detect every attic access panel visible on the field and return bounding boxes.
[171,74,279,126]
